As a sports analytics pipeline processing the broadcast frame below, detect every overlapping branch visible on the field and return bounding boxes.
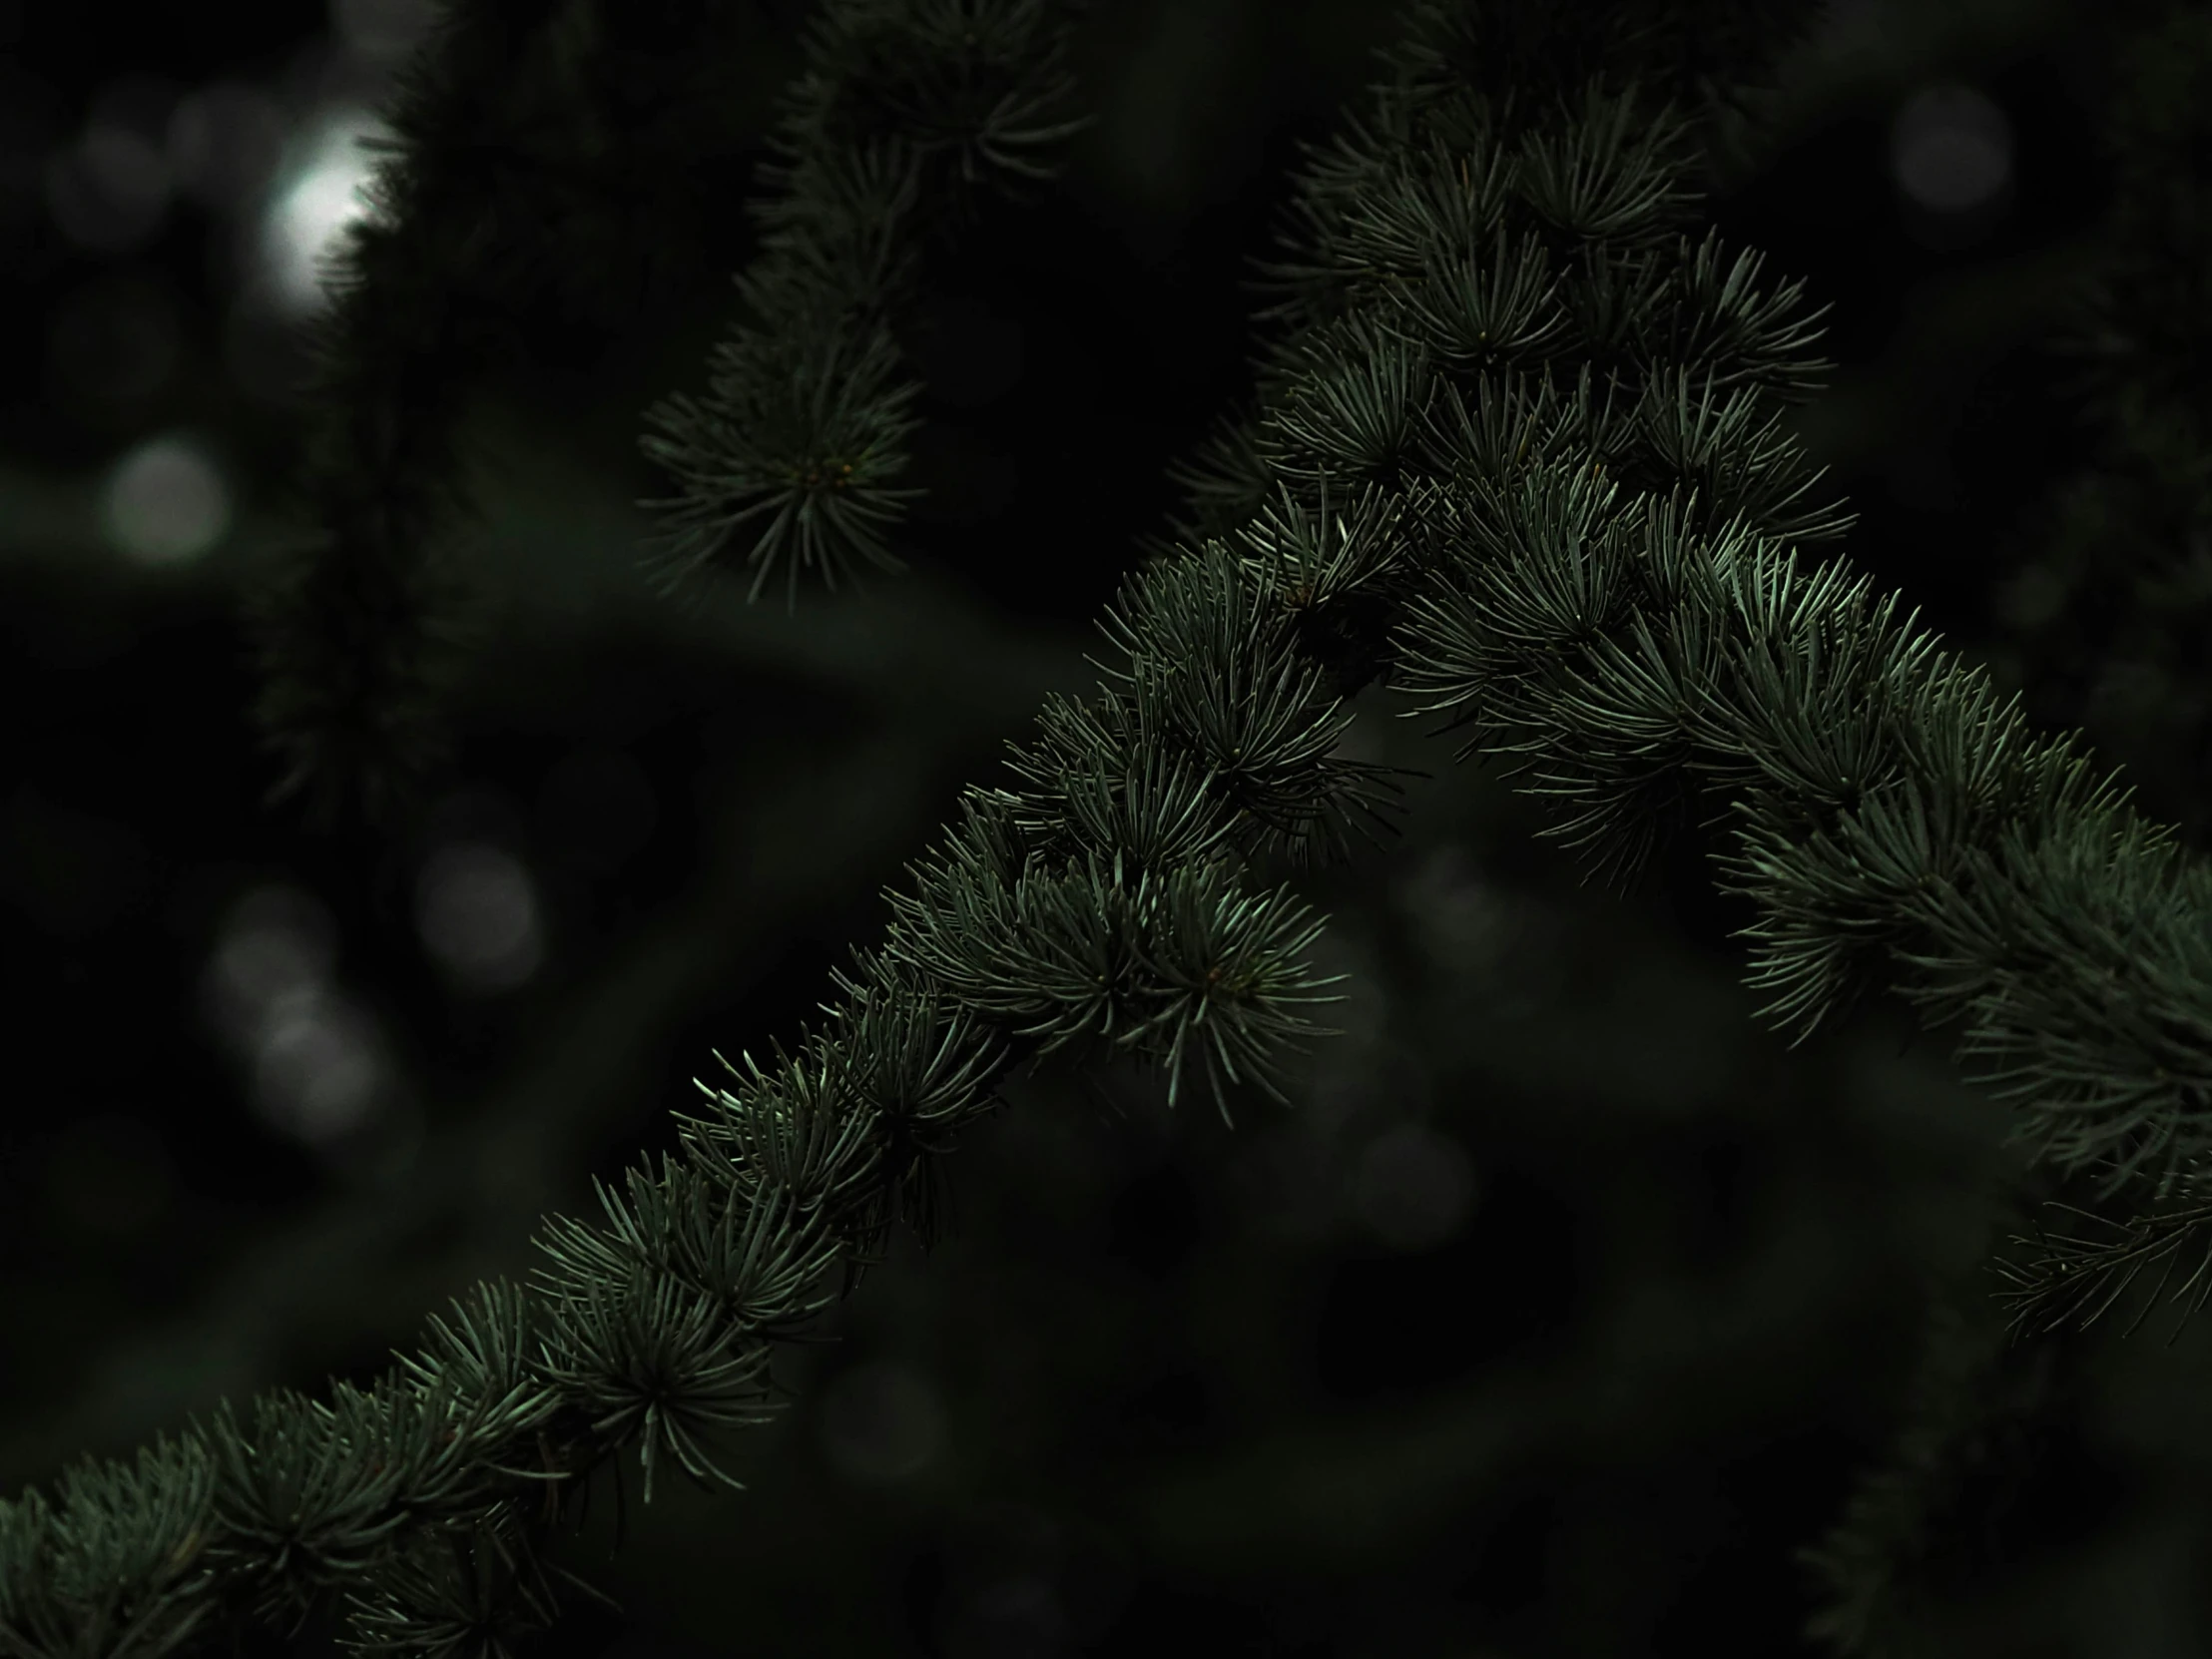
[244,0,582,832]
[247,0,789,831]
[634,0,1098,607]
[248,0,1097,833]
[23,2,2212,1656]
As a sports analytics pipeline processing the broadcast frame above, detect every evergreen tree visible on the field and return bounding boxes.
[5,0,2210,1655]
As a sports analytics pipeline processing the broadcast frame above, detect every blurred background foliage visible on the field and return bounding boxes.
[2,0,2209,1654]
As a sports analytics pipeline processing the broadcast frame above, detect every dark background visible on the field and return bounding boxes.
[2,1,2205,1655]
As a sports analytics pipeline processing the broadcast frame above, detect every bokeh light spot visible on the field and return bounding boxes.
[100,433,232,566]
[252,990,385,1143]
[822,1360,946,1483]
[1892,82,2013,217]
[202,880,339,1050]
[415,840,545,992]
[1353,1122,1478,1253]
[259,105,390,315]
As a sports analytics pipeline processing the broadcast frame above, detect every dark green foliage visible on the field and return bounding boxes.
[1971,0,2212,1348]
[634,0,1097,606]
[0,1430,218,1659]
[241,0,771,832]
[334,1514,572,1659]
[1787,7,2212,1651]
[1994,1174,2212,1341]
[242,0,527,833]
[13,1,2212,1656]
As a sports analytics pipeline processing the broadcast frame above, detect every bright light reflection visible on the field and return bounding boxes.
[259,106,390,315]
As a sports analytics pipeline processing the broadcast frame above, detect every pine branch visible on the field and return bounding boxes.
[244,0,580,833]
[7,2,1837,1652]
[1896,0,2212,1364]
[242,0,784,835]
[1779,10,2212,1645]
[0,626,1071,1525]
[241,0,774,831]
[1153,5,2212,1635]
[633,0,1099,609]
[1994,1164,2212,1343]
[23,2,2212,1655]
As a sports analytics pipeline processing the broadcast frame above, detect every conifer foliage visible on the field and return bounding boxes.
[8,1,2212,1656]
[240,0,552,834]
[242,0,789,833]
[1794,7,2212,1650]
[633,0,1099,606]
